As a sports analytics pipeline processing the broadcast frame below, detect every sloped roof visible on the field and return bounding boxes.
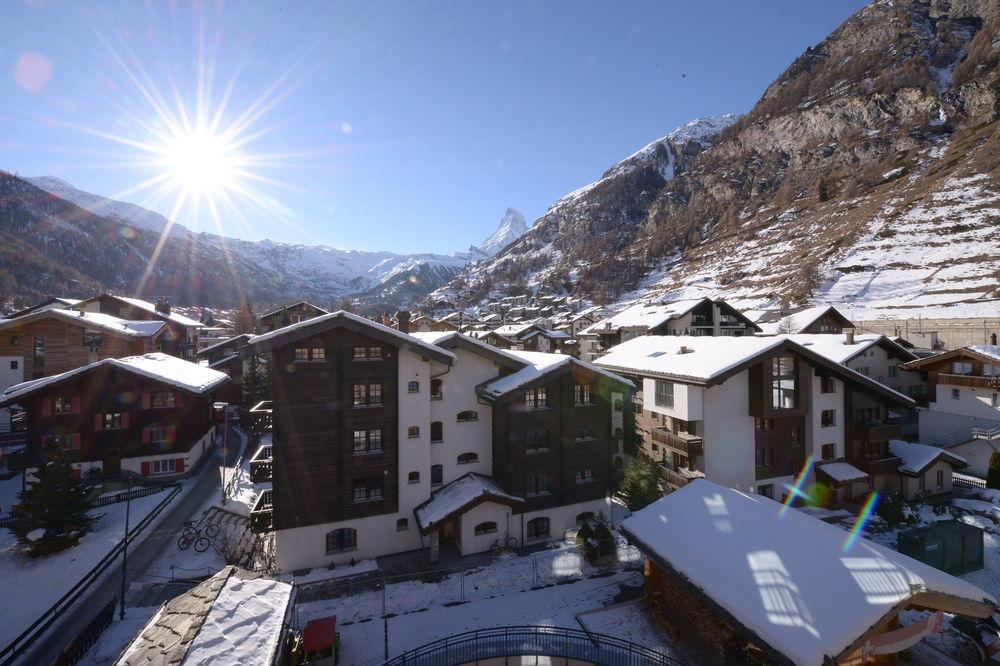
[579,299,707,336]
[258,300,329,319]
[757,305,854,335]
[477,350,630,403]
[410,331,527,370]
[115,296,204,328]
[414,473,524,533]
[890,440,968,475]
[903,345,1000,371]
[621,480,995,666]
[196,333,256,358]
[816,461,869,484]
[0,309,165,339]
[779,334,917,364]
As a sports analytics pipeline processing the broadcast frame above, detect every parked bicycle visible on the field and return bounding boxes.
[489,534,519,556]
[177,520,221,553]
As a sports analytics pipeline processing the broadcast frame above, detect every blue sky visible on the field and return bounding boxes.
[1,0,868,254]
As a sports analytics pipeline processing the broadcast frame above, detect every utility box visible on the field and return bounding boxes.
[897,521,984,575]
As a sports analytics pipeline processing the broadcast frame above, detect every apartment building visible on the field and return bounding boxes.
[595,335,918,504]
[76,294,204,359]
[244,312,632,571]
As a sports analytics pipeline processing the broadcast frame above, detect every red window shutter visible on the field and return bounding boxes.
[71,433,81,449]
[121,412,130,429]
[140,462,150,476]
[71,468,81,481]
[142,428,151,444]
[93,414,103,431]
[142,393,151,410]
[166,426,176,442]
[41,399,52,416]
[72,397,81,413]
[175,458,185,474]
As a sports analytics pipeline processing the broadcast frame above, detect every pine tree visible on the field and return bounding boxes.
[987,451,1000,490]
[619,455,663,510]
[9,450,95,556]
[234,299,256,335]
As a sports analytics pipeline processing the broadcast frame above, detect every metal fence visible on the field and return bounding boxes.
[50,597,117,666]
[0,483,171,529]
[383,625,680,666]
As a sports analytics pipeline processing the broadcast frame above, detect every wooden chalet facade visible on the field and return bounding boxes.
[76,294,203,359]
[258,301,329,333]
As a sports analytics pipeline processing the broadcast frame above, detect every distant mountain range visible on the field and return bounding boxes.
[0,176,529,311]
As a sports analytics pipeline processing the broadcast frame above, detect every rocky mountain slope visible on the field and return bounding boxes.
[438,0,1000,318]
[8,176,528,310]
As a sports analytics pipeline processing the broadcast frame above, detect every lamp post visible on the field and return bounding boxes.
[214,402,229,505]
[119,477,132,620]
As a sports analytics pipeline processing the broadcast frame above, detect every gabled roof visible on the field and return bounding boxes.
[889,440,967,475]
[520,329,573,341]
[477,350,631,404]
[3,296,80,320]
[0,309,165,339]
[413,473,524,533]
[258,300,329,320]
[245,311,454,365]
[621,480,995,666]
[757,305,854,335]
[196,333,256,358]
[489,322,543,340]
[76,294,204,328]
[903,345,1000,371]
[579,299,706,336]
[594,335,914,407]
[0,353,229,407]
[410,331,527,370]
[779,334,917,365]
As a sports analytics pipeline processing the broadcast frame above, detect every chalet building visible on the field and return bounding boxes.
[552,305,607,337]
[902,346,1000,475]
[755,304,856,335]
[0,353,229,480]
[258,301,328,333]
[196,334,256,407]
[2,296,80,320]
[76,294,203,359]
[622,480,995,666]
[595,335,917,504]
[579,298,761,362]
[243,312,632,571]
[479,323,572,354]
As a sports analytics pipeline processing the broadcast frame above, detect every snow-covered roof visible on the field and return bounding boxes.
[579,299,706,336]
[197,333,256,357]
[778,334,915,364]
[1,352,229,405]
[478,350,629,401]
[889,440,967,475]
[117,567,294,666]
[410,331,528,368]
[115,296,204,328]
[414,473,524,532]
[969,345,1000,363]
[757,305,853,335]
[258,300,328,319]
[247,311,454,364]
[816,461,869,483]
[621,480,996,666]
[0,309,165,339]
[521,328,573,341]
[490,323,540,339]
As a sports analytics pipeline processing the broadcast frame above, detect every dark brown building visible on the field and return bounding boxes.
[258,301,329,333]
[75,294,203,359]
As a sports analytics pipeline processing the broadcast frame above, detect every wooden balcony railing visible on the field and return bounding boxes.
[248,400,273,438]
[249,444,273,483]
[651,428,703,457]
[937,374,1000,390]
[859,456,903,477]
[250,489,273,533]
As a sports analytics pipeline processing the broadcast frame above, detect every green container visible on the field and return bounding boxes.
[898,521,984,575]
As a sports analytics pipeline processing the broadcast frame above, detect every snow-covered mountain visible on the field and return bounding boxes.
[473,208,528,256]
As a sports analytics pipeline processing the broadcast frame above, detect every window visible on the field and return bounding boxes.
[820,443,835,460]
[396,518,409,531]
[953,361,973,375]
[353,429,382,454]
[104,413,124,430]
[888,365,898,378]
[9,360,17,370]
[407,381,420,393]
[431,464,443,485]
[408,426,420,438]
[457,452,478,465]
[820,376,836,394]
[152,391,176,409]
[474,521,498,536]
[771,356,797,409]
[352,346,383,360]
[821,410,836,427]
[311,347,326,361]
[152,458,177,475]
[368,346,383,359]
[754,417,773,432]
[352,479,383,502]
[430,421,443,442]
[574,384,592,405]
[575,468,594,484]
[951,388,960,400]
[294,347,309,362]
[353,383,383,407]
[614,399,623,412]
[54,397,74,414]
[430,378,443,400]
[353,346,367,359]
[790,427,800,445]
[527,472,552,496]
[150,426,169,443]
[526,517,550,540]
[574,428,594,442]
[525,387,547,408]
[654,380,674,408]
[756,447,774,467]
[525,429,549,451]
[936,469,944,490]
[457,410,478,422]
[758,484,774,499]
[408,471,420,484]
[985,364,999,377]
[325,528,357,553]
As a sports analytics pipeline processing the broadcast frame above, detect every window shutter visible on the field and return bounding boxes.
[41,399,52,416]
[142,428,151,444]
[174,392,182,408]
[94,414,103,431]
[72,396,81,413]
[142,393,151,410]
[140,461,150,476]
[121,412,130,429]
[71,468,81,481]
[166,426,176,442]
[175,458,185,474]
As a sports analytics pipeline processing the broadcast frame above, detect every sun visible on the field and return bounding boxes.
[156,127,239,194]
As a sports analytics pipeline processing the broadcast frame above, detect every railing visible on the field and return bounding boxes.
[51,596,116,666]
[954,474,987,490]
[923,420,1000,447]
[384,625,680,666]
[936,373,999,389]
[250,489,273,533]
[650,428,703,457]
[0,484,170,528]
[248,400,273,437]
[659,464,697,489]
[249,444,273,483]
[0,484,182,664]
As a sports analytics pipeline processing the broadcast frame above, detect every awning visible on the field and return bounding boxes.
[816,462,870,485]
[303,616,337,653]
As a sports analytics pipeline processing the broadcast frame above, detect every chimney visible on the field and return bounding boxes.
[155,297,171,315]
[396,310,411,334]
[845,328,855,345]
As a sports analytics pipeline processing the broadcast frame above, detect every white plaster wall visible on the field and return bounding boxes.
[429,350,496,485]
[701,373,755,492]
[643,378,703,421]
[398,350,433,511]
[929,385,1000,422]
[457,501,513,555]
[949,439,991,477]
[517,498,608,545]
[276,511,426,570]
[120,428,215,477]
[810,373,844,461]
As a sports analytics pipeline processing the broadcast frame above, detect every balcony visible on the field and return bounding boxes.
[856,422,902,444]
[249,443,273,483]
[250,489,273,533]
[651,427,703,457]
[659,462,704,488]
[937,373,1000,390]
[860,456,903,477]
[248,400,273,437]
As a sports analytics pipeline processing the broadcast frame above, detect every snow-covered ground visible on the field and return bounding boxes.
[0,492,170,650]
[76,605,159,666]
[578,600,678,657]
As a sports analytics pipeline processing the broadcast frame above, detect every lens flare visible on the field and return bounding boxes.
[780,454,814,516]
[843,491,880,552]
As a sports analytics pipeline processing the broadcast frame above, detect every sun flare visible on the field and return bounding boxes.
[156,128,239,194]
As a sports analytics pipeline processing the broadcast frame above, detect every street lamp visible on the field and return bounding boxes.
[119,477,133,620]
[213,402,229,505]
